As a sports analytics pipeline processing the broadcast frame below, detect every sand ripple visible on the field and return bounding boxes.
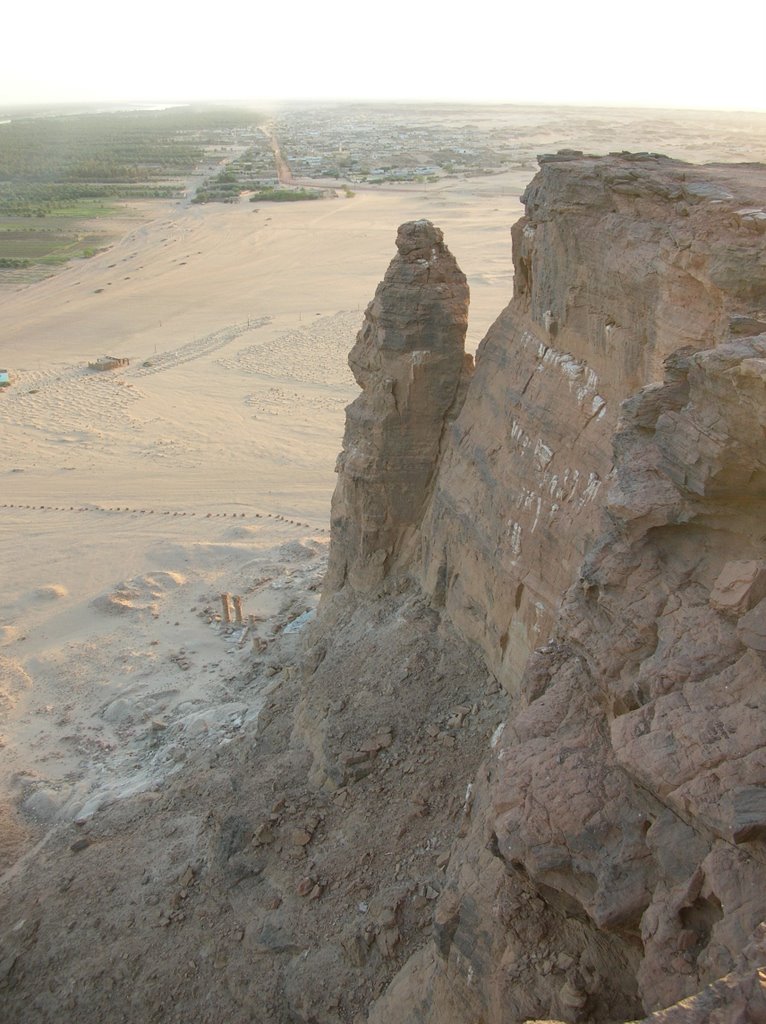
[131,318,270,377]
[219,310,359,388]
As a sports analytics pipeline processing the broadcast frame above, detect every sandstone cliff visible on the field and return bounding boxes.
[418,155,766,691]
[325,219,472,596]
[312,156,766,1021]
[375,335,766,1022]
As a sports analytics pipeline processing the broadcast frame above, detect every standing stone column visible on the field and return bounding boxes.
[325,220,472,594]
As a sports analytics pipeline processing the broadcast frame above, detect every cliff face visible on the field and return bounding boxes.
[419,154,766,689]
[486,334,766,1015]
[311,155,766,1021]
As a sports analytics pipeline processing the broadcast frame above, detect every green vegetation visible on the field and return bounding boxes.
[42,200,122,219]
[0,107,265,216]
[0,105,267,275]
[191,142,281,203]
[0,106,262,183]
[248,187,322,203]
[0,182,180,218]
[192,179,243,204]
[0,224,109,265]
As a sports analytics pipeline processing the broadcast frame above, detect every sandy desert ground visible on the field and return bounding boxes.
[0,174,525,869]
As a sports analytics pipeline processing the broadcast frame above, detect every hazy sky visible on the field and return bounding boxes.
[4,0,765,111]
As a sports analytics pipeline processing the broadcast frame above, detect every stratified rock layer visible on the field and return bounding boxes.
[312,156,766,1022]
[421,154,766,689]
[366,333,766,1023]
[325,219,471,595]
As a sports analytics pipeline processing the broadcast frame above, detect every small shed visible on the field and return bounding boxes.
[0,369,11,389]
[88,356,130,371]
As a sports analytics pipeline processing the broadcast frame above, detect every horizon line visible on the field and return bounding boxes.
[1,96,765,117]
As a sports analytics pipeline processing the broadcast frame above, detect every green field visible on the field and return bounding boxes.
[42,200,123,219]
[248,187,323,202]
[0,224,111,265]
[0,204,130,271]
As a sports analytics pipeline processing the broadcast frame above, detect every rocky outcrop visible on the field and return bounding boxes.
[310,156,766,1022]
[636,922,766,1022]
[489,334,766,1013]
[420,154,766,689]
[366,331,766,1024]
[324,219,471,596]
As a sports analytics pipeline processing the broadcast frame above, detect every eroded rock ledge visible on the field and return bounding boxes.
[313,157,766,1022]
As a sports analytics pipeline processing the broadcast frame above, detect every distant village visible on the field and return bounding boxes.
[272,105,537,184]
[192,105,541,202]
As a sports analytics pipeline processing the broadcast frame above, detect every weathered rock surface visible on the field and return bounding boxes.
[0,590,507,1024]
[325,219,471,595]
[487,335,766,1014]
[365,334,766,1024]
[316,157,766,1022]
[421,154,766,689]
